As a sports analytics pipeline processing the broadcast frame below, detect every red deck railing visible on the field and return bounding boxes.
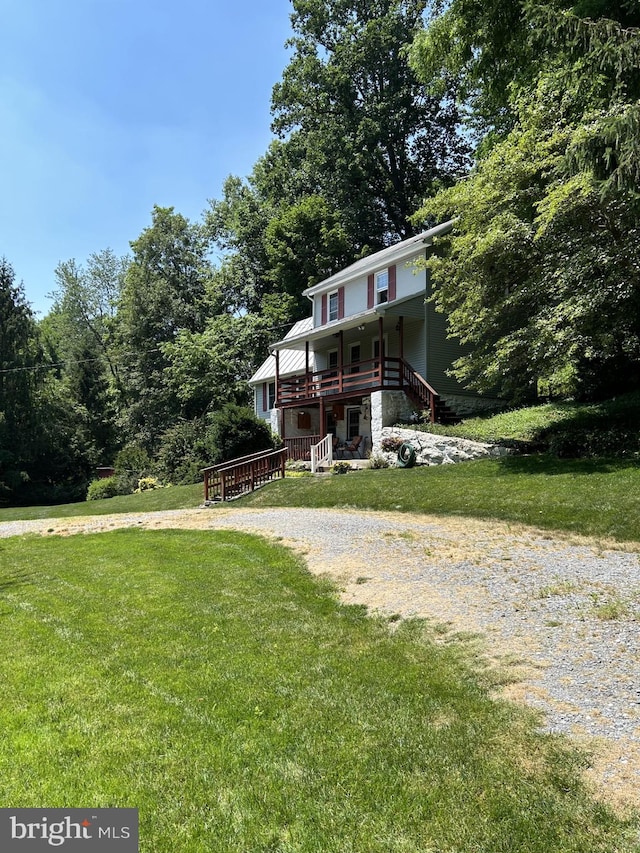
[277,357,439,422]
[202,447,287,502]
[283,435,321,461]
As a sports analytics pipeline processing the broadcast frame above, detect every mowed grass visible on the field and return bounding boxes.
[242,457,640,543]
[0,482,204,522]
[0,529,634,852]
[2,456,639,544]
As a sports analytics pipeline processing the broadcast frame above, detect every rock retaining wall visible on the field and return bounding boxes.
[377,426,511,466]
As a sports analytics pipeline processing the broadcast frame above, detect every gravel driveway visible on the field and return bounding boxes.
[2,505,639,811]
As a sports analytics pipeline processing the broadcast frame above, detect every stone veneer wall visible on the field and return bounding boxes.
[441,393,504,418]
[370,390,415,450]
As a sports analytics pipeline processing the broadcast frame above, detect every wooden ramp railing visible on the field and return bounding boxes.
[202,448,287,502]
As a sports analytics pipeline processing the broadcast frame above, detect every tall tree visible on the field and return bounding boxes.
[0,259,40,499]
[272,0,469,245]
[43,249,128,462]
[0,259,94,504]
[114,206,213,450]
[48,249,126,384]
[410,2,640,402]
[206,0,469,331]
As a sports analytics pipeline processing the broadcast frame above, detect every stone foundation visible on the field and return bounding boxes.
[441,393,504,418]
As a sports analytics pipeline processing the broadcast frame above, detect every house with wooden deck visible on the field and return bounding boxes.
[250,220,486,463]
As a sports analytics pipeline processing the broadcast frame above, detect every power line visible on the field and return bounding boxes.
[0,348,162,375]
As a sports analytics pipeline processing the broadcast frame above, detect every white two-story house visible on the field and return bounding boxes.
[250,220,484,460]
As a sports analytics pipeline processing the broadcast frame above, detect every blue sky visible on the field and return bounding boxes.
[1,0,293,317]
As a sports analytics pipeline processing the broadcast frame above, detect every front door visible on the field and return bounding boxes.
[346,407,360,441]
[325,410,336,436]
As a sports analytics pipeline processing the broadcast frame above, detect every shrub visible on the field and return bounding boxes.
[330,460,352,474]
[86,477,119,501]
[381,436,403,452]
[135,477,164,493]
[156,419,208,484]
[286,460,311,472]
[113,445,154,494]
[368,453,390,469]
[205,404,274,464]
[546,427,640,459]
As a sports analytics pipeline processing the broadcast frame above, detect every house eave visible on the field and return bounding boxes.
[302,219,454,299]
[269,292,423,353]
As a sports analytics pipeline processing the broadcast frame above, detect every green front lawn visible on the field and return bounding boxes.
[2,456,639,543]
[242,457,640,543]
[0,529,633,851]
[0,482,204,522]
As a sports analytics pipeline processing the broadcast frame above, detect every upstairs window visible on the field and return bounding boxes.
[268,381,276,410]
[376,270,389,304]
[328,290,339,321]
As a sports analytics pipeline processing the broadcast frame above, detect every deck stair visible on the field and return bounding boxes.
[400,360,460,424]
[433,399,460,425]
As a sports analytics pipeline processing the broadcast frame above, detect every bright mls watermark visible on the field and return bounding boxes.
[0,809,138,851]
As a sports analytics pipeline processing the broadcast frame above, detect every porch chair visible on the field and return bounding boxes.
[332,435,341,458]
[343,435,363,458]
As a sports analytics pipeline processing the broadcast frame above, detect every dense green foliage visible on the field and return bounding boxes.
[86,476,120,501]
[0,259,41,499]
[0,529,634,850]
[205,404,276,465]
[205,0,469,325]
[410,0,640,402]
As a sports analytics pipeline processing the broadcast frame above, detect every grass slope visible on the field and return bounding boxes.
[1,457,639,543]
[0,482,204,522]
[0,395,638,542]
[414,391,640,457]
[0,530,634,851]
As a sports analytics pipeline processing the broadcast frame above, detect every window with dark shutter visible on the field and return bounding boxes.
[367,274,374,309]
[388,264,396,301]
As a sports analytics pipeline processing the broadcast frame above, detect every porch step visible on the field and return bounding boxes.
[434,400,461,425]
[404,386,461,425]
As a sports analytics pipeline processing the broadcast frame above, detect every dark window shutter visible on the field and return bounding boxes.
[388,265,396,301]
[367,274,374,309]
[262,383,267,411]
[338,286,345,319]
[321,293,327,325]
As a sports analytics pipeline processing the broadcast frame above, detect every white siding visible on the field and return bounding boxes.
[312,252,426,327]
[395,253,427,301]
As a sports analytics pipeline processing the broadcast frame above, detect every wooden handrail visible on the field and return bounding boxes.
[399,359,439,423]
[278,357,388,404]
[202,447,287,502]
[311,434,333,473]
[274,356,443,423]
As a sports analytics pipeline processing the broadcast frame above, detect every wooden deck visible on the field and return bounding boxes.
[277,356,440,422]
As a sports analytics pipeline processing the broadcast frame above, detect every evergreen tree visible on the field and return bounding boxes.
[0,258,40,499]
